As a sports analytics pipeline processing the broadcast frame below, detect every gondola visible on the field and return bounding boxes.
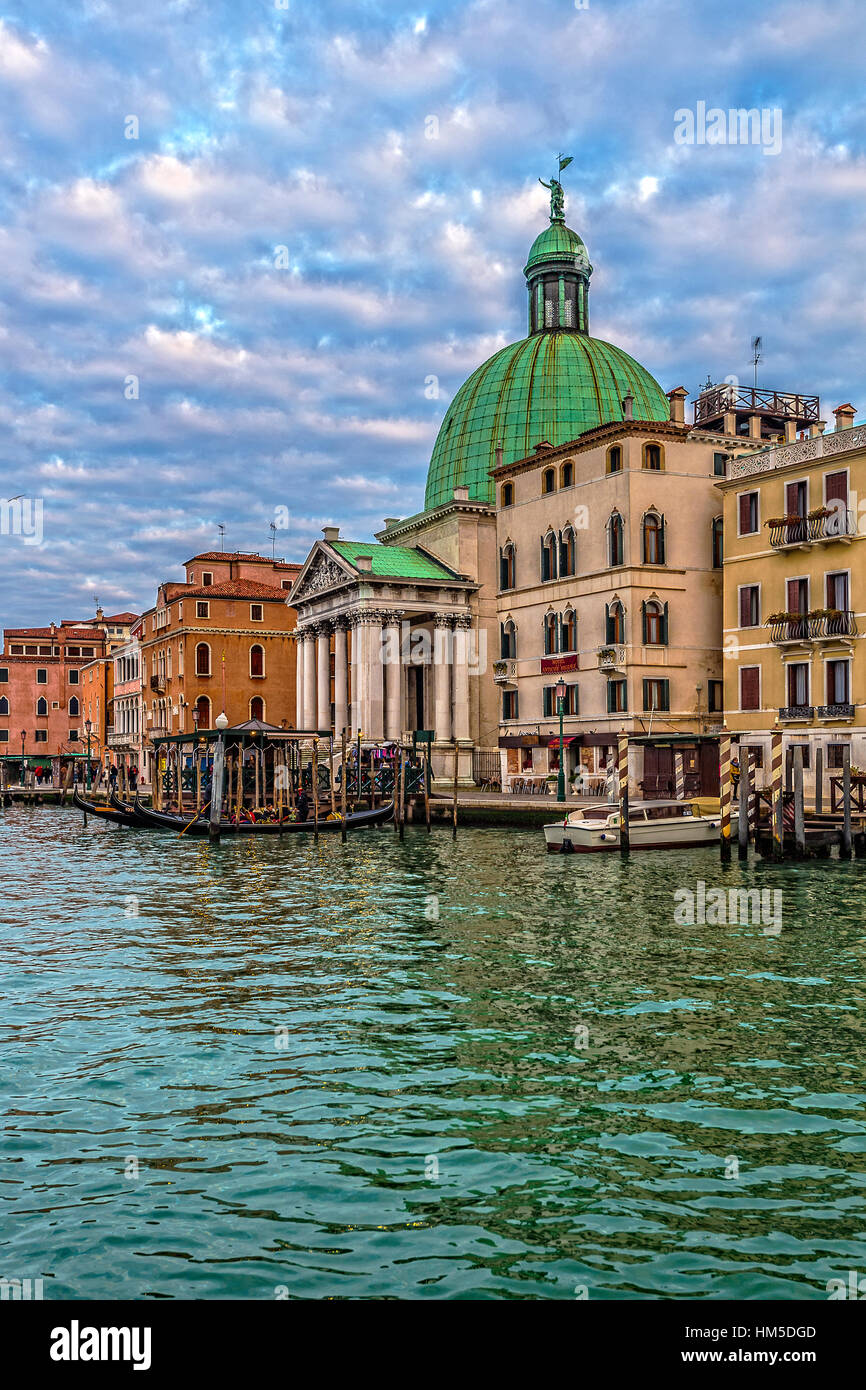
[132,795,393,835]
[73,788,141,827]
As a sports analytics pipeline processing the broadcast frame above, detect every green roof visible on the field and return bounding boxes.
[524,219,591,274]
[424,331,670,510]
[331,541,458,580]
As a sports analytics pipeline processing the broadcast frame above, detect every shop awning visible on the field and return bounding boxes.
[498,734,541,749]
[547,735,576,746]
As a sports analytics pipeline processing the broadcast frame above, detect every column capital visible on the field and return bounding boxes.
[454,612,473,630]
[354,608,387,626]
[332,615,350,632]
[433,613,454,629]
[380,608,404,627]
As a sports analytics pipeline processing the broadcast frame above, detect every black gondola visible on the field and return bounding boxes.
[73,789,141,826]
[131,795,393,835]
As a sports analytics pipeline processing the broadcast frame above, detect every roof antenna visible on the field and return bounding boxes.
[217,523,225,551]
[751,336,762,390]
[269,521,277,559]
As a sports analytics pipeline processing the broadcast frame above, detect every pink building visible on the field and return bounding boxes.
[0,620,109,783]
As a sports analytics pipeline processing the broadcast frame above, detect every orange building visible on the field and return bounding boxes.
[0,620,109,782]
[137,551,301,785]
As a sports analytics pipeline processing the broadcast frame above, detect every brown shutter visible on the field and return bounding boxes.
[825,471,848,504]
[739,588,751,627]
[740,666,760,710]
[739,493,753,532]
[787,579,805,614]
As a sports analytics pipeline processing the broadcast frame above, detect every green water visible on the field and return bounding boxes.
[1,806,864,1299]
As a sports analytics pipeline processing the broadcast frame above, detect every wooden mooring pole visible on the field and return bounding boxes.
[738,746,749,861]
[814,746,823,816]
[209,735,224,842]
[424,744,431,833]
[341,729,348,843]
[719,735,732,863]
[841,745,853,859]
[793,743,806,858]
[312,740,319,843]
[618,731,629,856]
[771,732,784,861]
[452,740,458,840]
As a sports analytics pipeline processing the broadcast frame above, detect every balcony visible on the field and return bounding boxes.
[150,674,166,693]
[597,644,627,672]
[767,508,856,549]
[779,705,814,722]
[493,659,517,684]
[817,703,855,721]
[107,729,137,748]
[767,610,856,644]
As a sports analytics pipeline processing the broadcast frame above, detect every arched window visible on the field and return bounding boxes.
[36,696,48,716]
[643,442,664,470]
[250,644,265,678]
[559,525,576,577]
[0,696,8,715]
[69,696,80,716]
[712,516,723,568]
[560,461,573,488]
[541,530,558,581]
[195,642,211,677]
[561,608,577,653]
[250,696,264,721]
[543,612,559,655]
[607,444,623,473]
[642,599,668,645]
[195,695,211,727]
[642,511,666,564]
[499,542,515,590]
[606,600,625,644]
[501,482,514,507]
[500,620,516,659]
[608,511,624,567]
[542,468,556,495]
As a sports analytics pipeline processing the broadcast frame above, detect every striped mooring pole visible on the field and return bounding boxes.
[674,749,685,802]
[719,735,732,862]
[771,732,784,860]
[617,731,630,856]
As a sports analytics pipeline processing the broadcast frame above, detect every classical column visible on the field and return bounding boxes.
[433,615,453,743]
[365,610,385,742]
[316,624,331,730]
[333,619,349,735]
[349,613,365,738]
[295,629,306,730]
[303,627,317,729]
[452,613,472,743]
[383,610,404,742]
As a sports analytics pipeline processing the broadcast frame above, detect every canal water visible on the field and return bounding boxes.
[2,805,864,1300]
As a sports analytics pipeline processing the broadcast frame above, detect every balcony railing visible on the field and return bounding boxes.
[767,508,856,548]
[767,610,856,643]
[107,729,138,747]
[150,674,166,693]
[597,644,627,671]
[493,659,517,684]
[817,703,855,720]
[779,705,814,722]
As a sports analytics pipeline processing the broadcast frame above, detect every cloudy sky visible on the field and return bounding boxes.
[1,0,864,628]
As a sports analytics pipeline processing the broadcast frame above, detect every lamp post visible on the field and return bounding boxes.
[555,678,567,803]
[20,729,26,788]
[85,718,92,792]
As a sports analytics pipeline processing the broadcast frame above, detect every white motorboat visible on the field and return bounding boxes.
[543,799,737,853]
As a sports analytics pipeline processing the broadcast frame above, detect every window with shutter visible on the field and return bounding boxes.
[740,666,760,710]
[739,492,758,534]
[824,471,848,504]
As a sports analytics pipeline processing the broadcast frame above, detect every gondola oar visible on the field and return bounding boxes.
[178,799,211,837]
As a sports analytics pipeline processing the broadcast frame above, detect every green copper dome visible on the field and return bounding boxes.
[524,220,591,274]
[424,331,669,511]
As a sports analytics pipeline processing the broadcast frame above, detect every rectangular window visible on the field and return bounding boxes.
[787,663,809,707]
[828,743,848,769]
[34,729,47,743]
[826,571,849,610]
[740,666,760,711]
[0,668,7,682]
[785,479,808,517]
[642,678,670,712]
[607,679,627,714]
[788,743,811,770]
[787,577,808,615]
[543,686,554,718]
[250,604,264,622]
[0,729,8,742]
[738,491,759,535]
[739,585,760,628]
[202,572,213,586]
[36,668,47,684]
[502,690,518,720]
[69,729,79,741]
[708,679,723,713]
[827,659,850,705]
[281,580,292,590]
[713,452,727,477]
[196,601,209,619]
[824,470,848,505]
[68,669,79,684]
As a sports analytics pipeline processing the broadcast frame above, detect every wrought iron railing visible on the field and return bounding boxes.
[767,510,856,548]
[778,705,814,721]
[817,703,855,720]
[767,610,856,643]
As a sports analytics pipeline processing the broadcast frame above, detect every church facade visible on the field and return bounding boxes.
[289,180,762,791]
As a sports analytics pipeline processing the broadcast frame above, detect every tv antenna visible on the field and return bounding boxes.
[751,336,762,389]
[269,521,277,559]
[217,523,225,551]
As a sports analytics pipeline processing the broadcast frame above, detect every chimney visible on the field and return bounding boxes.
[453,485,469,502]
[322,525,340,543]
[809,419,826,438]
[622,391,634,422]
[356,554,372,571]
[383,517,400,529]
[666,386,688,425]
[834,403,857,432]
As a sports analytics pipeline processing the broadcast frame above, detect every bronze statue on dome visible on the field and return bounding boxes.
[539,154,573,221]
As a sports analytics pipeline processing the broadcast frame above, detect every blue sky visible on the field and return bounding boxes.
[1,0,865,627]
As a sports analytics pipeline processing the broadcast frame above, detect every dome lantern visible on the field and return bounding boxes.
[524,169,592,334]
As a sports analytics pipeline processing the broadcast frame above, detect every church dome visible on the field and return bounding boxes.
[423,179,669,512]
[424,333,669,510]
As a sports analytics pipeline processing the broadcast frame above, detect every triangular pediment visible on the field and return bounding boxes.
[291,543,356,605]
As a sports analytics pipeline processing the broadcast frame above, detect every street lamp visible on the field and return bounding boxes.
[85,718,92,792]
[555,678,567,803]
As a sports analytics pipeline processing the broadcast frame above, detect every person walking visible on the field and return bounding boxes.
[296,787,310,823]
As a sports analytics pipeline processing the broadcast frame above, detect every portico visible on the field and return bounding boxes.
[290,529,479,779]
